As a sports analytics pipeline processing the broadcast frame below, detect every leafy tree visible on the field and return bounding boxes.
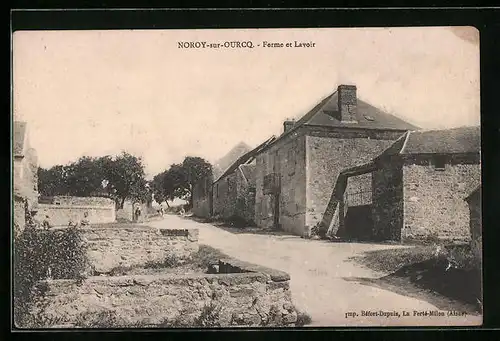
[37,165,69,196]
[103,152,148,209]
[65,156,107,197]
[152,156,212,208]
[36,152,149,208]
[151,173,168,206]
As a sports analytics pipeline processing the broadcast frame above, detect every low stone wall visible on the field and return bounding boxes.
[81,226,199,273]
[29,257,295,328]
[49,196,115,206]
[35,204,116,227]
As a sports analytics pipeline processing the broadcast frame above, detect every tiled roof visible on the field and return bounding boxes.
[402,126,480,155]
[300,91,419,131]
[261,86,418,153]
[13,121,27,157]
[379,126,480,157]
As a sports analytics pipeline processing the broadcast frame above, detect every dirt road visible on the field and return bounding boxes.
[149,215,482,327]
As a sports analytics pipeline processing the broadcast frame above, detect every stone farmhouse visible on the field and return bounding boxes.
[192,142,253,219]
[13,121,39,237]
[211,136,276,224]
[321,126,481,243]
[254,84,418,237]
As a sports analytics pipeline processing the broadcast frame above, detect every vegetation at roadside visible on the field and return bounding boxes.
[349,245,439,274]
[192,244,231,270]
[350,243,480,274]
[14,226,89,328]
[350,243,482,311]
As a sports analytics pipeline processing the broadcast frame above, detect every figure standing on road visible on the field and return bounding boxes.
[134,205,142,222]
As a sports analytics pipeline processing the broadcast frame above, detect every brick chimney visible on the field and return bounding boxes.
[338,84,357,123]
[283,120,295,133]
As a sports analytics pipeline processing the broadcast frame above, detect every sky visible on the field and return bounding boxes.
[13,27,480,178]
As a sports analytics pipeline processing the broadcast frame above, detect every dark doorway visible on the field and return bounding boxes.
[273,193,280,230]
[343,205,374,241]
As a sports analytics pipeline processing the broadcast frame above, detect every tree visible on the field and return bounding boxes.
[103,152,148,209]
[65,156,107,197]
[37,165,69,197]
[151,173,168,206]
[152,156,212,208]
[36,152,149,208]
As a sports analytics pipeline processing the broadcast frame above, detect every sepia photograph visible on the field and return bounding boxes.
[12,26,481,328]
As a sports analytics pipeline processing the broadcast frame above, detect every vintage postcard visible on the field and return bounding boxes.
[12,26,481,328]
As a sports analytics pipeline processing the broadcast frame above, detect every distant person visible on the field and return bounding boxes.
[42,215,52,230]
[159,206,164,217]
[179,206,185,216]
[80,211,90,226]
[134,206,142,222]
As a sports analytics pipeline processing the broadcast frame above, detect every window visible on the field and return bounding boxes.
[434,156,446,171]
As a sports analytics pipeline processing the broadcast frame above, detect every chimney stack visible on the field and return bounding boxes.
[283,120,295,133]
[338,84,357,123]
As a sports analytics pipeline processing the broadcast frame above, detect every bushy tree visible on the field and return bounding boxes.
[101,152,149,209]
[37,165,69,196]
[36,152,150,208]
[152,156,212,208]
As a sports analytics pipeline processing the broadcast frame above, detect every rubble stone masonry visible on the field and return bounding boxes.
[29,257,295,327]
[255,132,307,235]
[402,158,480,242]
[305,129,403,236]
[213,172,238,220]
[371,159,404,241]
[79,226,199,273]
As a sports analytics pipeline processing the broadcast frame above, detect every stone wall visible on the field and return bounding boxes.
[255,133,307,235]
[212,169,256,224]
[192,175,213,218]
[402,159,481,242]
[29,257,295,328]
[371,159,404,241]
[35,203,116,227]
[234,168,256,224]
[305,133,399,236]
[212,172,238,219]
[80,226,199,273]
[49,196,115,206]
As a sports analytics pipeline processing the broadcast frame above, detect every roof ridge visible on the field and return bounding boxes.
[412,125,480,133]
[399,131,412,155]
